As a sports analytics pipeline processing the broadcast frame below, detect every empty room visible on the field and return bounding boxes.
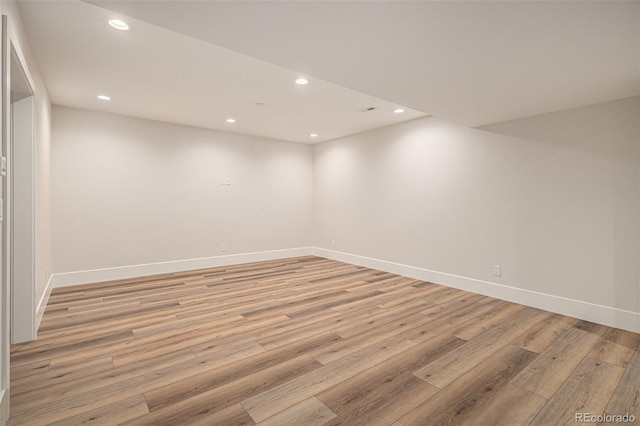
[0,0,639,425]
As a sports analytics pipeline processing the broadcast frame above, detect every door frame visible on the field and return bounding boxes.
[0,14,9,424]
[10,48,35,344]
[0,13,38,423]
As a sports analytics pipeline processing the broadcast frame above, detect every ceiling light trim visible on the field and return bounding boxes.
[108,19,130,31]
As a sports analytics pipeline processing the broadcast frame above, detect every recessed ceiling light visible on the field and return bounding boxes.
[295,78,309,85]
[97,95,111,101]
[108,19,129,31]
[394,108,405,114]
[310,133,318,138]
[226,118,236,123]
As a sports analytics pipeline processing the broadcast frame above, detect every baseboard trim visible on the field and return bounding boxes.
[50,247,640,333]
[0,389,8,425]
[35,274,54,336]
[313,248,640,333]
[52,248,314,288]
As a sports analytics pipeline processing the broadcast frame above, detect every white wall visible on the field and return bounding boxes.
[12,96,36,343]
[313,97,640,331]
[34,82,52,321]
[478,96,639,319]
[51,106,313,280]
[0,0,53,418]
[50,96,639,333]
[2,0,54,320]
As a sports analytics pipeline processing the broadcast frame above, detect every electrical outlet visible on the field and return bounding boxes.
[330,239,336,248]
[220,177,231,186]
[221,243,227,252]
[493,265,501,276]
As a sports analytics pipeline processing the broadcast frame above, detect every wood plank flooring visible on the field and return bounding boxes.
[8,256,640,425]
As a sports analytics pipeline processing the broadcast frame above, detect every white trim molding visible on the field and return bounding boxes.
[52,248,314,288]
[313,248,640,334]
[50,247,640,334]
[0,389,7,425]
[35,274,54,335]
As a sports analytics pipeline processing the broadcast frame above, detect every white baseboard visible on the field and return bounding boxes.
[35,274,54,335]
[313,248,640,334]
[49,247,640,333]
[0,389,8,425]
[52,248,314,288]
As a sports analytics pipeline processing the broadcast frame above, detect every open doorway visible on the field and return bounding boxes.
[0,15,38,421]
[9,44,35,344]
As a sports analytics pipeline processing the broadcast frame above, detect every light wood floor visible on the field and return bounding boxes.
[8,256,640,425]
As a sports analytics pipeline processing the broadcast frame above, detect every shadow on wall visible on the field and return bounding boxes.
[478,96,640,330]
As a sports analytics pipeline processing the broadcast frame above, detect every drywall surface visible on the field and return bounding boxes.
[314,97,639,322]
[3,0,54,336]
[52,106,313,274]
[479,96,639,317]
[35,86,53,315]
